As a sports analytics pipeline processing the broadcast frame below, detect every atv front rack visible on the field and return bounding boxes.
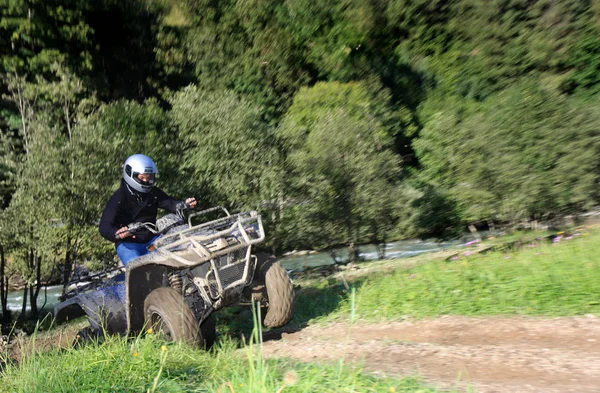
[152,208,264,267]
[151,208,265,309]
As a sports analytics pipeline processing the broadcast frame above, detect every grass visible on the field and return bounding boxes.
[3,227,596,392]
[291,228,600,323]
[482,229,552,246]
[0,312,444,393]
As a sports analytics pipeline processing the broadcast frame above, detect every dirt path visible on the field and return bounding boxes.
[261,315,600,393]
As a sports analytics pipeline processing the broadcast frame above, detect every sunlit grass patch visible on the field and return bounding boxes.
[0,330,444,393]
[329,230,600,320]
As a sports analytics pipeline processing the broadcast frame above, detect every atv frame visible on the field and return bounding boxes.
[54,207,295,347]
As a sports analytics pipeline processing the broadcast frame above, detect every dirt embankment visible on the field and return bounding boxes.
[261,315,600,393]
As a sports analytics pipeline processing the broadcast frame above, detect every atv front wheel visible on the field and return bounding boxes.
[255,254,295,328]
[144,287,215,349]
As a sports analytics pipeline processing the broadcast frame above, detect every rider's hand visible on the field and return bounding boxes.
[115,226,133,239]
[185,197,197,209]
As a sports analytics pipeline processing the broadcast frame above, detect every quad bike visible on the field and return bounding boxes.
[53,206,295,348]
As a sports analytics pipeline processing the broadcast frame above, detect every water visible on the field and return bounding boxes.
[279,238,466,271]
[5,285,64,312]
[4,237,472,311]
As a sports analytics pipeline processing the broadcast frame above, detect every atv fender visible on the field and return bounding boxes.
[126,256,191,333]
[53,283,128,334]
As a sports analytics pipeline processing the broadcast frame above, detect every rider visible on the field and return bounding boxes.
[99,154,197,265]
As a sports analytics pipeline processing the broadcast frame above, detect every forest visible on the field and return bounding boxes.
[1,0,599,321]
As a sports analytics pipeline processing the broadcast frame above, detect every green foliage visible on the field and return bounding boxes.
[75,98,179,197]
[282,0,378,81]
[278,80,398,149]
[0,131,17,208]
[1,65,99,304]
[2,0,600,283]
[387,0,456,59]
[170,85,280,208]
[415,80,600,224]
[83,0,166,99]
[564,26,600,93]
[386,0,597,99]
[0,0,94,75]
[394,180,461,239]
[0,0,170,123]
[181,0,312,122]
[278,81,401,252]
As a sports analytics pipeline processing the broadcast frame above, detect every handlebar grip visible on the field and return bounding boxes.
[115,222,156,238]
[127,222,142,232]
[175,201,190,211]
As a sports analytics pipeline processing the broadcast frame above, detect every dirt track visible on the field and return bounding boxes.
[261,315,600,393]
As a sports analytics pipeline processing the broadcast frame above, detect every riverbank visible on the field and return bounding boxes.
[4,235,471,313]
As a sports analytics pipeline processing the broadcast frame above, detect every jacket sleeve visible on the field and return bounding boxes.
[155,188,182,214]
[99,191,121,243]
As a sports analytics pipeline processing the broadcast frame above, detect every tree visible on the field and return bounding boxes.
[1,70,44,318]
[278,81,401,260]
[414,79,600,226]
[0,119,18,208]
[74,98,178,194]
[2,63,101,310]
[0,0,95,76]
[70,97,179,272]
[393,179,461,239]
[170,86,281,207]
[180,0,313,122]
[82,0,166,100]
[0,209,13,321]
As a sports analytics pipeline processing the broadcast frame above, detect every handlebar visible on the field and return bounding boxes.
[175,201,190,213]
[126,221,158,235]
[116,200,195,238]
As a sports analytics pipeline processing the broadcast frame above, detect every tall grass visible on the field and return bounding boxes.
[330,231,600,320]
[0,308,443,393]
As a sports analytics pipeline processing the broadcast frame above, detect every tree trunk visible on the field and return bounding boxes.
[29,254,41,318]
[20,285,28,320]
[35,255,42,301]
[348,219,360,264]
[63,247,71,293]
[0,245,10,321]
[27,248,37,318]
[348,242,358,264]
[468,224,482,241]
[376,233,387,260]
[271,208,278,256]
[329,249,342,265]
[488,221,496,237]
[28,285,37,318]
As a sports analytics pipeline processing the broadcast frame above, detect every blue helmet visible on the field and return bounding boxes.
[122,154,158,193]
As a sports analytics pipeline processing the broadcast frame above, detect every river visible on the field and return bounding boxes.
[5,285,64,313]
[278,238,464,271]
[5,237,468,312]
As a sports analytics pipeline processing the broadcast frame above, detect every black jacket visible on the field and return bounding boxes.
[99,181,181,246]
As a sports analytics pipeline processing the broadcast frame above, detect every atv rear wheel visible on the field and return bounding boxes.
[144,287,215,349]
[255,254,295,328]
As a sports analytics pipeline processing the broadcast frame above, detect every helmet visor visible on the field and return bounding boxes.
[133,172,156,187]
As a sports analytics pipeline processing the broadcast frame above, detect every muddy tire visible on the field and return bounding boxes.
[255,254,295,328]
[144,287,215,349]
